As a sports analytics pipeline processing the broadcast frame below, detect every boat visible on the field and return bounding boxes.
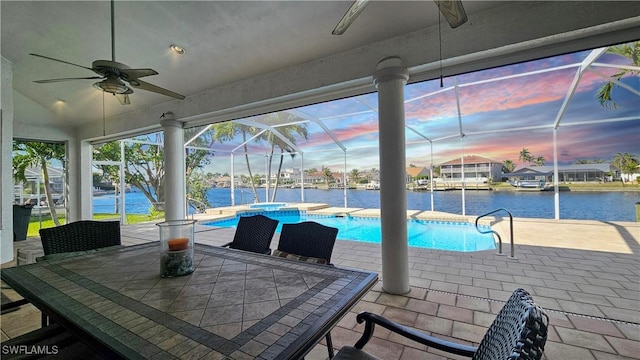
[365,182,380,190]
[509,180,550,191]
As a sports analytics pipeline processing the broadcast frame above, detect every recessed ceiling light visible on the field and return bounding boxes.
[170,44,186,55]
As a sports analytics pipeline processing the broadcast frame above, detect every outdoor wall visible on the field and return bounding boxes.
[1,56,14,263]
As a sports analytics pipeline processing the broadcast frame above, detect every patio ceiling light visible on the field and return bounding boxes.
[170,44,186,55]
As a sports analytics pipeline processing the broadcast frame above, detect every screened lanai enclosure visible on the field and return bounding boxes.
[91,42,639,221]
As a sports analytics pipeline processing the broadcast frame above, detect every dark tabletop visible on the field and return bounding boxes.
[1,242,378,360]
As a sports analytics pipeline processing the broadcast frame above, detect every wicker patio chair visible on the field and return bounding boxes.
[273,221,339,357]
[39,220,121,256]
[222,214,278,254]
[274,221,339,265]
[36,220,121,325]
[333,288,549,360]
[1,221,123,357]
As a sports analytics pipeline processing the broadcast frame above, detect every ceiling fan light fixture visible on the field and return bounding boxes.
[170,44,186,55]
[93,77,129,94]
[435,0,468,28]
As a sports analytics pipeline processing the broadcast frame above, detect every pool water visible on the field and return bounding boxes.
[203,210,496,252]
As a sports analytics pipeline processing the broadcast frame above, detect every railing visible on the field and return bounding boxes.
[187,198,207,219]
[475,208,516,259]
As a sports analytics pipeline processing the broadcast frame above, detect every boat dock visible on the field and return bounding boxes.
[411,182,492,191]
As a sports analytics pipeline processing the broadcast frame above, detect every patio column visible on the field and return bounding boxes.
[373,56,410,295]
[161,114,186,221]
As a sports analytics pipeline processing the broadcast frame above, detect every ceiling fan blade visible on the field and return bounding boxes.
[115,94,131,105]
[128,79,185,100]
[30,53,94,71]
[435,0,468,28]
[332,0,371,35]
[34,76,104,84]
[120,68,158,81]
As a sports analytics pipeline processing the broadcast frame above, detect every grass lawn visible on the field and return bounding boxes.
[26,213,163,238]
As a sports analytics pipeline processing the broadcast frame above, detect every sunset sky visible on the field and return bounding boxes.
[200,43,639,175]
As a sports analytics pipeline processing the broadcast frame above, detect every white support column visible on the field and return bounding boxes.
[373,56,410,295]
[161,114,186,221]
[1,56,14,263]
[70,139,93,221]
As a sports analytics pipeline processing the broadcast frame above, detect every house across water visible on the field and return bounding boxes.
[507,163,613,183]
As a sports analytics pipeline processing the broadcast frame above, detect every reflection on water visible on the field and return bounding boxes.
[93,188,640,222]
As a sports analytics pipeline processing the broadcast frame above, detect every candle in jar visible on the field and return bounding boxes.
[167,237,189,251]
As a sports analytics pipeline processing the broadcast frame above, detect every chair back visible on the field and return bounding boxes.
[39,220,121,255]
[277,221,338,264]
[230,214,279,254]
[473,288,548,360]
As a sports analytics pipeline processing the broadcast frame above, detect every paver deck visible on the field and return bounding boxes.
[2,214,639,359]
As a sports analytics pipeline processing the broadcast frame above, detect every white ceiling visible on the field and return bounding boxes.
[2,1,639,133]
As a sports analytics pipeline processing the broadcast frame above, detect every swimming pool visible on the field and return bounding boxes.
[203,210,496,252]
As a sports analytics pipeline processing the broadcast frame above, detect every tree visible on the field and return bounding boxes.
[258,114,308,201]
[503,160,516,173]
[93,131,214,213]
[534,156,546,166]
[13,141,65,226]
[322,167,333,187]
[184,126,215,209]
[350,169,360,185]
[212,122,261,203]
[596,41,639,109]
[518,148,533,167]
[611,152,640,186]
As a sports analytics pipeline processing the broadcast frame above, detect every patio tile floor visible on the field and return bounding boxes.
[2,215,639,359]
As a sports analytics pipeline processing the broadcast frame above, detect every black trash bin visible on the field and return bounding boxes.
[13,204,33,241]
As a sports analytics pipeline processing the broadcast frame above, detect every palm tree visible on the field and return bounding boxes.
[212,122,261,203]
[322,167,333,187]
[503,160,516,173]
[13,141,65,226]
[258,113,308,201]
[596,41,639,109]
[350,169,360,185]
[611,152,640,186]
[518,148,533,167]
[534,156,546,166]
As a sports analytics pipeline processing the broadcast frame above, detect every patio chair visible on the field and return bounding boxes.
[273,221,339,357]
[333,288,549,360]
[222,214,279,254]
[39,220,122,256]
[273,221,339,265]
[36,221,121,325]
[3,221,121,318]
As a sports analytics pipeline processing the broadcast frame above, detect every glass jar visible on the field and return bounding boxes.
[156,219,196,278]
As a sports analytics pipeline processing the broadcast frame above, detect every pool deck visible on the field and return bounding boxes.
[2,207,639,359]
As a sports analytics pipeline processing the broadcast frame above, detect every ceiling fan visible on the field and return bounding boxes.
[30,0,184,105]
[332,0,468,35]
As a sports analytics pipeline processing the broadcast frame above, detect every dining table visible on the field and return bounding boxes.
[1,242,378,359]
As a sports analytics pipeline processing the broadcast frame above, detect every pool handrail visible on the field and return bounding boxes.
[187,197,207,219]
[475,208,516,259]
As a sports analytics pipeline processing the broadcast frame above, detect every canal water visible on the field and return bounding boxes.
[93,187,640,222]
